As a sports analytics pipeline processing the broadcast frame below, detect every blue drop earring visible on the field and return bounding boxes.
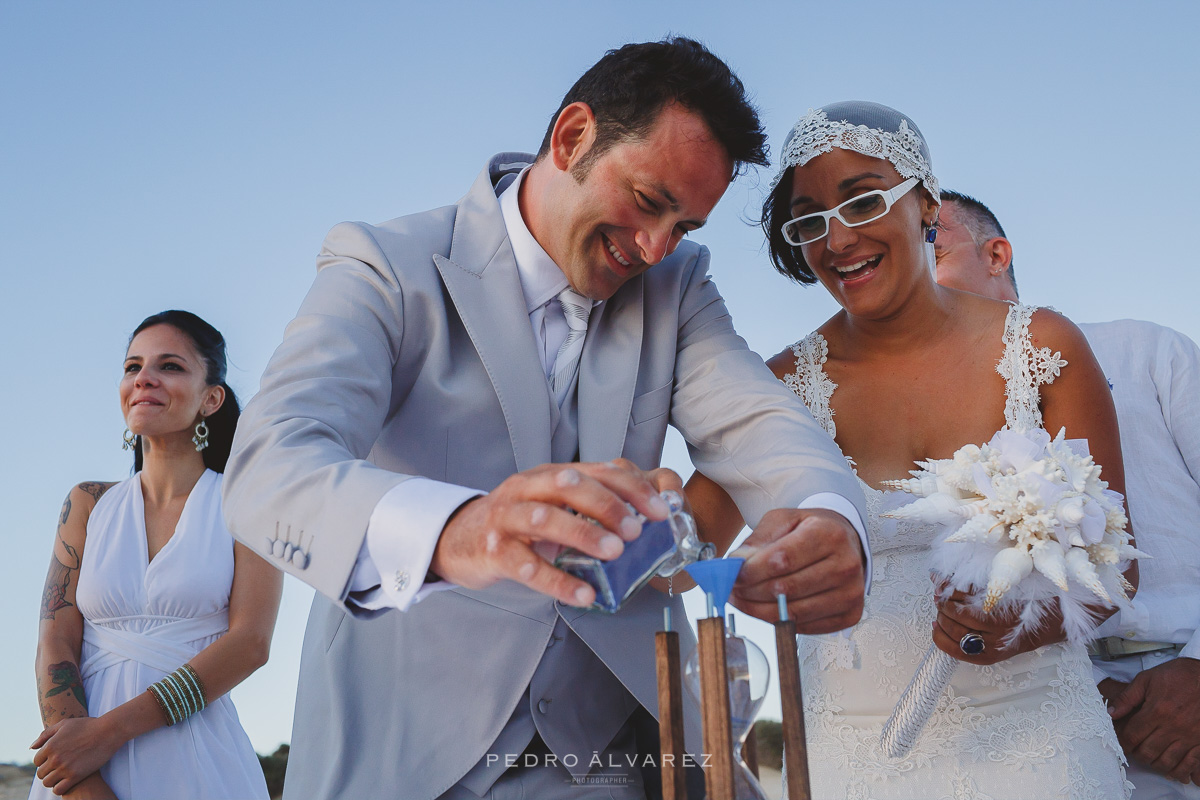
[925,227,937,244]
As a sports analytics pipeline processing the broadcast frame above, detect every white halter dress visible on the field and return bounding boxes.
[30,470,267,800]
[783,305,1131,800]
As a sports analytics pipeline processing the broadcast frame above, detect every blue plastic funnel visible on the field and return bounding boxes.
[685,557,745,618]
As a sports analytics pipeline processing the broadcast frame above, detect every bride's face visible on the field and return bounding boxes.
[789,148,936,316]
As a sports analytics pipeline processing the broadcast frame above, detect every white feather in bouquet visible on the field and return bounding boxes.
[884,427,1146,646]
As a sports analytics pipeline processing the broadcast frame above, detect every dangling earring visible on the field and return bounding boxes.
[925,227,938,244]
[122,429,137,451]
[192,419,210,452]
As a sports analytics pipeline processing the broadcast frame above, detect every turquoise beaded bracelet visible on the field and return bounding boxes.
[147,664,208,726]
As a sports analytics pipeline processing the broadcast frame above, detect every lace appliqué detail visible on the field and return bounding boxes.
[997,304,1067,433]
[785,333,837,438]
[768,108,941,202]
[938,769,998,800]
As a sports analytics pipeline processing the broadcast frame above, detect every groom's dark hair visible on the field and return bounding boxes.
[536,36,768,178]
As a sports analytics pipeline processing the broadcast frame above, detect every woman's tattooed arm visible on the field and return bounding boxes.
[35,484,108,726]
[40,483,111,620]
[41,495,81,620]
[76,482,111,504]
[40,661,88,725]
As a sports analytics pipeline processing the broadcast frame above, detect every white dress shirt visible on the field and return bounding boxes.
[347,169,869,611]
[1082,320,1200,662]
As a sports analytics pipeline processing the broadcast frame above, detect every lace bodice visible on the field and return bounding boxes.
[787,304,1067,555]
[780,304,1129,799]
[788,303,1065,442]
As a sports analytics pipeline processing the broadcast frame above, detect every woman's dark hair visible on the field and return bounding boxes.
[536,36,769,178]
[128,310,240,473]
[762,166,820,285]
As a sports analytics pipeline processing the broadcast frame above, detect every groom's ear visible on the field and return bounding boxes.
[549,102,597,173]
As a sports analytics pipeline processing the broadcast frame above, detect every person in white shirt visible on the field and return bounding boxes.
[935,189,1200,798]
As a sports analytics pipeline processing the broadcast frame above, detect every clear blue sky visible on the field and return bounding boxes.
[2,0,1197,764]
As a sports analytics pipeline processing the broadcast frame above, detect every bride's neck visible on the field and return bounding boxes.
[839,282,961,356]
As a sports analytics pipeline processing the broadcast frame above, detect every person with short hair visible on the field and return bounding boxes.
[932,190,1017,300]
[936,191,1200,798]
[29,310,282,800]
[224,38,870,799]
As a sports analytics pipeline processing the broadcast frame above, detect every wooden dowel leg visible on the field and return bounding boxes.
[776,619,812,800]
[698,617,735,800]
[655,631,687,800]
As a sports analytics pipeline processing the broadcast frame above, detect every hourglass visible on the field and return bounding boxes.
[685,613,771,799]
[683,559,771,800]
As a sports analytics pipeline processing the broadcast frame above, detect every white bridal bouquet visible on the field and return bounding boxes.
[878,427,1145,758]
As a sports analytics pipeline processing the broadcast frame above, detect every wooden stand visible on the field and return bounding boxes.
[655,630,688,800]
[775,616,812,800]
[698,616,735,800]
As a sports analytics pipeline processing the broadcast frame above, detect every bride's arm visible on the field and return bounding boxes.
[934,309,1138,665]
[32,541,283,795]
[1034,308,1137,582]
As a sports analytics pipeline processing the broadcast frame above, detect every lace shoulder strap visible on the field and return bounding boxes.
[996,303,1068,432]
[783,332,837,438]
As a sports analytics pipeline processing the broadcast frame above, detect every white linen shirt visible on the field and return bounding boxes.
[347,169,869,611]
[1082,320,1200,662]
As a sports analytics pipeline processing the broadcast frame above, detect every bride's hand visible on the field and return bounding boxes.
[32,717,122,796]
[932,586,1066,665]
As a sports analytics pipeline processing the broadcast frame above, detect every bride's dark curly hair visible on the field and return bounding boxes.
[761,167,820,286]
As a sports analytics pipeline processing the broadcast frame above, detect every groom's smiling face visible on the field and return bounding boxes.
[530,102,733,300]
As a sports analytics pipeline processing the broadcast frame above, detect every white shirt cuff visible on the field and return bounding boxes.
[797,492,872,593]
[1179,636,1200,662]
[346,477,484,612]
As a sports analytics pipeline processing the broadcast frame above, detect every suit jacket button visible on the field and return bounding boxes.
[537,698,551,714]
[394,571,411,592]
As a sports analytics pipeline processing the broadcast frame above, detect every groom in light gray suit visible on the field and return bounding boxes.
[225,38,869,799]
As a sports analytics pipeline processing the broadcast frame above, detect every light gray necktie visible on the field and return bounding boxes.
[549,288,592,406]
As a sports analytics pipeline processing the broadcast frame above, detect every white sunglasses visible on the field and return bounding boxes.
[781,177,920,246]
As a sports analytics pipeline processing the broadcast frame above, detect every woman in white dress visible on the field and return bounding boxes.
[688,102,1136,798]
[31,310,282,800]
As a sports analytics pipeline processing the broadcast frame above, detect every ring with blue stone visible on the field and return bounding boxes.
[959,632,986,655]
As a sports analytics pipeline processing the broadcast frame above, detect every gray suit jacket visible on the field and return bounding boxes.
[224,154,865,799]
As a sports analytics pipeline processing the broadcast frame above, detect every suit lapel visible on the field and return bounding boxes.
[433,158,553,472]
[578,276,643,462]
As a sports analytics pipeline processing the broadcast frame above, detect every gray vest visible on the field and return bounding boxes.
[455,370,639,795]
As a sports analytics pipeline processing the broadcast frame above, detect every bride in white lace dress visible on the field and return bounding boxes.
[689,102,1135,799]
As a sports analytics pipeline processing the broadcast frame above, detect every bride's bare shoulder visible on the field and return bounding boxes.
[1025,306,1093,360]
[765,347,797,381]
[765,315,841,381]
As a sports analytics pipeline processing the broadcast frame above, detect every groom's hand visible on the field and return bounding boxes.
[1104,658,1200,783]
[728,508,864,633]
[430,461,674,607]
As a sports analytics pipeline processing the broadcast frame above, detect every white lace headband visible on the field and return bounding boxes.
[768,103,941,205]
